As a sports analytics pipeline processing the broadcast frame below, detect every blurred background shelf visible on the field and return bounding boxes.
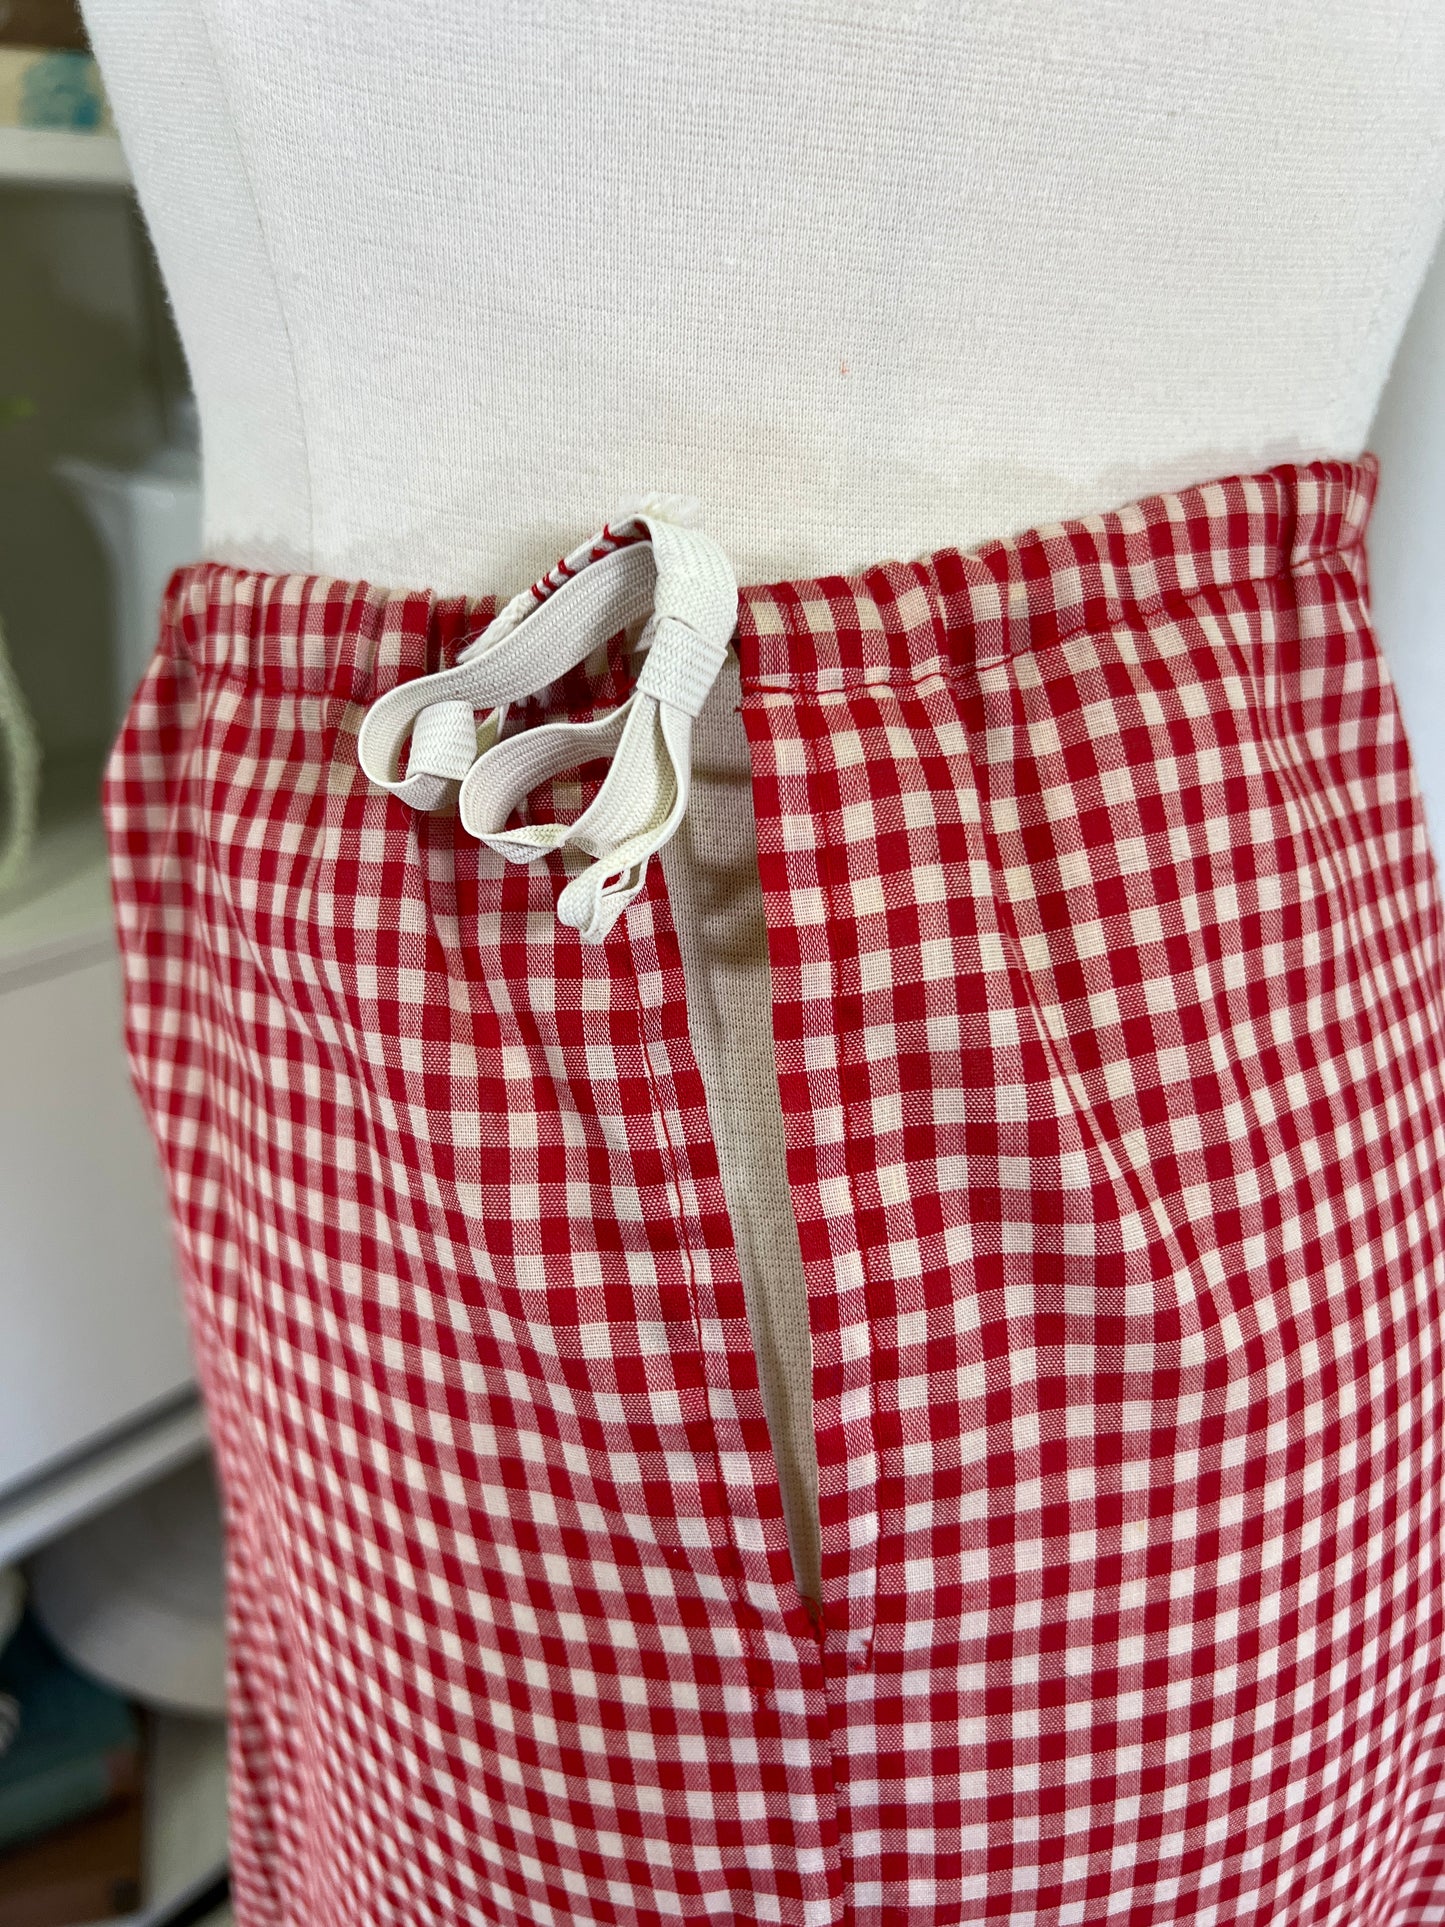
[0,128,129,191]
[0,18,224,1924]
[0,1398,206,1571]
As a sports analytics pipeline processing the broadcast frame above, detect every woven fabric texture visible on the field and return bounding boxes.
[103,456,1445,1924]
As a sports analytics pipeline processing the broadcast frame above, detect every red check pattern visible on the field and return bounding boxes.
[104,456,1445,1925]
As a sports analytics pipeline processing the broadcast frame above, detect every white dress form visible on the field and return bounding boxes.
[80,0,1445,1601]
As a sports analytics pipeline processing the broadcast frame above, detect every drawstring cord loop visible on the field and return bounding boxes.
[355,496,738,942]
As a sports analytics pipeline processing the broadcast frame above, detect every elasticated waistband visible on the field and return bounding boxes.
[734,455,1376,688]
[158,456,1377,701]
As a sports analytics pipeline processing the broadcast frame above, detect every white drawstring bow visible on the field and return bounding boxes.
[355,497,739,943]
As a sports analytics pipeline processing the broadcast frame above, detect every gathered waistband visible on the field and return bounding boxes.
[156,456,1377,703]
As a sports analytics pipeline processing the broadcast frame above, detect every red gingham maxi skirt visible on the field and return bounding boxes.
[104,457,1445,1926]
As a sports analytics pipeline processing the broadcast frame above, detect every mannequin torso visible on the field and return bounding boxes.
[82,0,1445,593]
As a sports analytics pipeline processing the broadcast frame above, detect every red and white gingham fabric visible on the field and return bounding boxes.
[104,456,1445,1926]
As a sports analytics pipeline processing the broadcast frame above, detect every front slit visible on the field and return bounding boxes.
[654,648,823,1611]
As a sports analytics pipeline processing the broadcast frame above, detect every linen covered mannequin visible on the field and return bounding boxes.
[81,0,1445,1607]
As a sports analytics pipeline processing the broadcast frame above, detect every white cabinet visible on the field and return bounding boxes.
[0,948,193,1495]
[0,139,199,1507]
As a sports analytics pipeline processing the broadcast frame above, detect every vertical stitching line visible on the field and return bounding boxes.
[628,907,773,1697]
[806,702,882,1662]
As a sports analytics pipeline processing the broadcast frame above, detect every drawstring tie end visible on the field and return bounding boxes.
[355,500,738,943]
